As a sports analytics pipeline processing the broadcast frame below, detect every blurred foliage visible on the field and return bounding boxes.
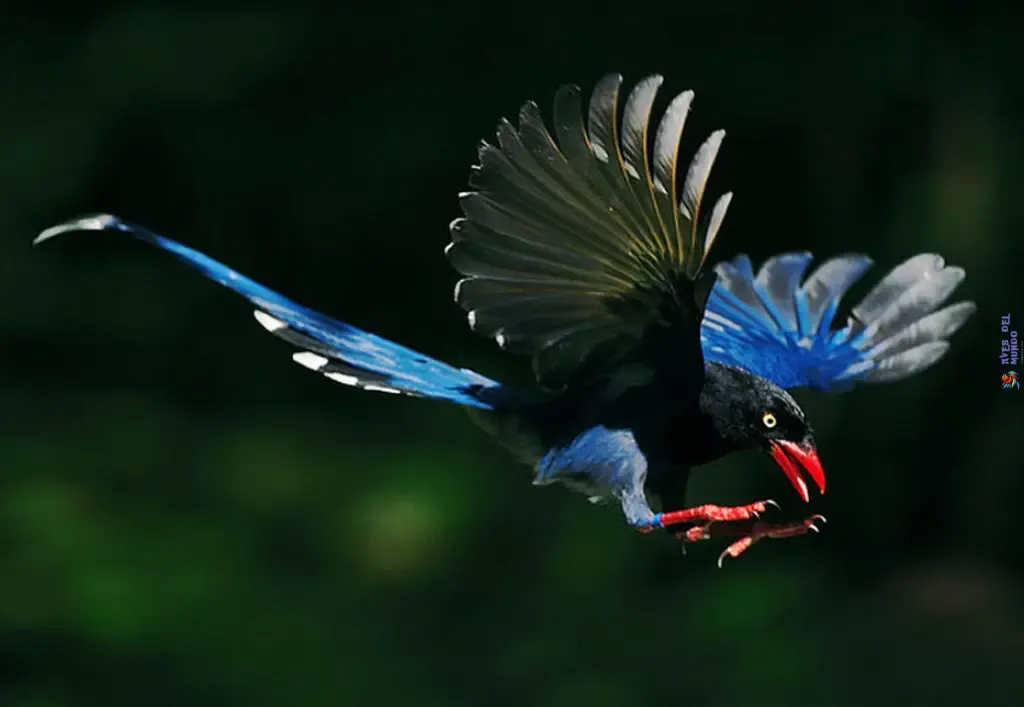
[2,2,1024,705]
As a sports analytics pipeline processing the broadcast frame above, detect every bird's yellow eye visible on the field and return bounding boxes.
[762,412,777,428]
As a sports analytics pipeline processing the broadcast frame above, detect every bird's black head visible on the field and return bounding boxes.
[701,363,825,503]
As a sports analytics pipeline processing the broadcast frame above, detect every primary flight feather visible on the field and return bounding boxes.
[35,74,975,565]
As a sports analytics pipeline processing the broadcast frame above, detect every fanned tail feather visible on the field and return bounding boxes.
[35,214,503,409]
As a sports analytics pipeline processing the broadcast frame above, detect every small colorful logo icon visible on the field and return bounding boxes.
[1003,371,1020,390]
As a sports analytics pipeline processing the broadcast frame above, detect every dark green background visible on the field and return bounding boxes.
[2,2,1023,705]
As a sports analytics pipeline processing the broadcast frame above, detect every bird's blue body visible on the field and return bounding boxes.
[36,73,975,563]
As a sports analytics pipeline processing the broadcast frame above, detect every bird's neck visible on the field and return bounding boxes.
[696,362,763,455]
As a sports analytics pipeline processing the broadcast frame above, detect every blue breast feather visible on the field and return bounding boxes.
[534,425,655,525]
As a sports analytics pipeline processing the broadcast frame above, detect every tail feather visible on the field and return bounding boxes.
[35,213,503,409]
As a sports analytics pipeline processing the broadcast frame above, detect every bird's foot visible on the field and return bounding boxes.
[679,522,714,543]
[716,514,827,567]
[636,499,779,533]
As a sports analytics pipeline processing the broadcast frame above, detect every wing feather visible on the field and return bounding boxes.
[847,254,944,338]
[702,252,975,391]
[681,130,726,273]
[449,74,730,388]
[702,191,734,268]
[796,255,874,336]
[852,262,965,348]
[652,89,694,263]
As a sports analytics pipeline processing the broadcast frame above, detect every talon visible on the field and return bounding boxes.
[804,514,827,533]
[717,536,755,567]
[766,500,780,511]
[707,513,827,566]
[679,523,713,543]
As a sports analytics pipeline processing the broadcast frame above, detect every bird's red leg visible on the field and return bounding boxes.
[675,515,827,566]
[635,500,779,533]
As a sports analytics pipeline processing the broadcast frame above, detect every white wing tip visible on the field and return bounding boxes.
[633,74,665,93]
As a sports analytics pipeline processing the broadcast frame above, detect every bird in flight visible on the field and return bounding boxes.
[36,74,975,566]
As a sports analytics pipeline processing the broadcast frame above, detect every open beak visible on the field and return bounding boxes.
[768,439,826,503]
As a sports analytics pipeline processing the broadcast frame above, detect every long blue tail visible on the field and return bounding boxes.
[35,214,503,409]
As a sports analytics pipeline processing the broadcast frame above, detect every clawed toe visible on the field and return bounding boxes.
[640,502,822,566]
[716,514,828,567]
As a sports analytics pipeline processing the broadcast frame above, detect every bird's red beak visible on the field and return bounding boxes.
[768,439,826,503]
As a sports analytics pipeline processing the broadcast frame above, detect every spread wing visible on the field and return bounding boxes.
[700,252,976,391]
[447,73,732,390]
